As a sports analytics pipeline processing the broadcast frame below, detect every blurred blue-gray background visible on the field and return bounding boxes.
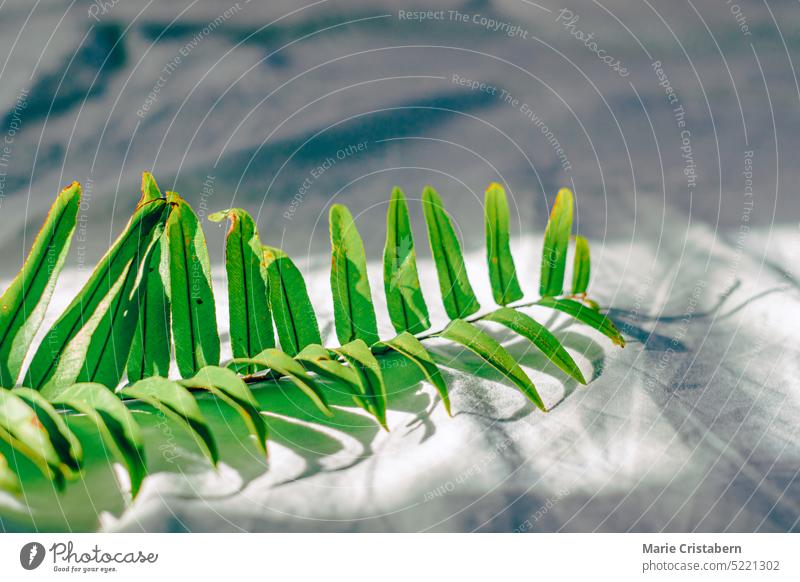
[0,0,796,269]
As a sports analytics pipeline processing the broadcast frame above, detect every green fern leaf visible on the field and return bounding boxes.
[0,389,67,488]
[537,297,625,347]
[540,188,573,297]
[329,204,379,346]
[51,383,146,496]
[230,348,332,417]
[295,344,369,412]
[209,209,275,371]
[127,239,171,381]
[0,452,20,494]
[439,319,545,411]
[263,246,321,356]
[0,179,628,498]
[0,183,81,387]
[13,387,83,476]
[139,171,163,204]
[128,173,171,381]
[120,376,218,465]
[483,307,586,384]
[25,196,169,391]
[485,183,523,306]
[334,339,388,429]
[180,366,268,456]
[422,186,480,319]
[375,332,450,415]
[166,193,220,377]
[383,187,430,334]
[572,235,591,295]
[73,247,156,392]
[37,217,162,396]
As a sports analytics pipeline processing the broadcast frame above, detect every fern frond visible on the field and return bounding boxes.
[0,173,628,498]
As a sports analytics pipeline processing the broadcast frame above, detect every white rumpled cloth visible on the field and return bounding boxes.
[1,219,798,533]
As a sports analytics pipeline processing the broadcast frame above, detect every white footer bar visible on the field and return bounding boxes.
[0,533,796,581]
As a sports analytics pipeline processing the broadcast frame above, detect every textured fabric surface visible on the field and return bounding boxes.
[3,216,796,533]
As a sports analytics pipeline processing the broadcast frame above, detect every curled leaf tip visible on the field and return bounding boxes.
[138,172,165,207]
[166,191,183,205]
[63,181,81,194]
[207,209,231,222]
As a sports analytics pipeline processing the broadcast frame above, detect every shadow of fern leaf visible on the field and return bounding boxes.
[248,353,440,484]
